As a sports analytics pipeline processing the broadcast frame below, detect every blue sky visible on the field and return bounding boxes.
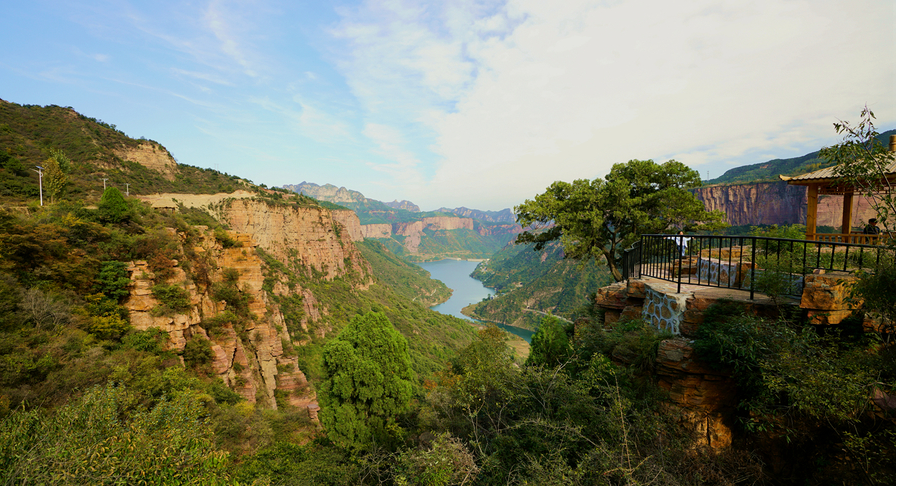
[2,0,895,211]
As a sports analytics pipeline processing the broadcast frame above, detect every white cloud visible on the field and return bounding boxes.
[325,0,893,209]
[204,0,259,77]
[363,123,425,186]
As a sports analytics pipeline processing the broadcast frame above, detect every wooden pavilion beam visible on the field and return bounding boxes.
[841,192,854,235]
[806,183,818,240]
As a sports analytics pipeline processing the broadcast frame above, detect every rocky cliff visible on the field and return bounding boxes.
[693,182,879,228]
[361,223,393,239]
[330,209,365,242]
[475,222,524,237]
[435,207,517,223]
[214,198,373,284]
[114,141,177,181]
[123,227,313,412]
[282,182,366,204]
[392,216,475,253]
[385,200,420,212]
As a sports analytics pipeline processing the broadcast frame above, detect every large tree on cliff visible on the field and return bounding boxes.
[515,159,726,281]
[319,311,415,450]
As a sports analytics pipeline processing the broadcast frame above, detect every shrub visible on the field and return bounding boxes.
[121,327,168,354]
[97,187,132,224]
[212,282,250,317]
[94,260,131,303]
[183,337,213,369]
[214,228,240,248]
[150,284,192,315]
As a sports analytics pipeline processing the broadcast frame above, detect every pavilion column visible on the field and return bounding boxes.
[805,184,818,240]
[841,192,854,239]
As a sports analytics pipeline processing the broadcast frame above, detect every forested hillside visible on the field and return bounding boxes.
[465,241,613,329]
[0,100,488,483]
[705,129,895,185]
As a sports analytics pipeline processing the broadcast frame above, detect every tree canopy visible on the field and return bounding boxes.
[818,106,896,235]
[319,311,415,450]
[515,159,726,281]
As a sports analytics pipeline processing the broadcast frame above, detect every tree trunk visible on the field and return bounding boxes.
[603,249,623,282]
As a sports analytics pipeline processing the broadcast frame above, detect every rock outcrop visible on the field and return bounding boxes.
[215,199,372,284]
[475,223,524,236]
[330,209,365,242]
[361,224,392,239]
[115,141,178,181]
[693,182,879,228]
[392,216,475,253]
[283,182,367,204]
[123,228,314,411]
[384,200,420,212]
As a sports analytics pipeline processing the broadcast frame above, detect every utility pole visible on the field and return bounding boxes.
[102,178,108,190]
[125,183,130,196]
[33,166,43,206]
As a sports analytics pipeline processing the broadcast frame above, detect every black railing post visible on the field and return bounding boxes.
[677,239,683,294]
[637,236,645,278]
[750,237,756,300]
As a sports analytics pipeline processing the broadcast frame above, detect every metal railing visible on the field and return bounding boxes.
[620,234,893,299]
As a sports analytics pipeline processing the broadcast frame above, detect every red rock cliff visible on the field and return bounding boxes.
[693,182,879,228]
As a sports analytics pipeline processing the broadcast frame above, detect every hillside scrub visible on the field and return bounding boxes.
[467,240,613,329]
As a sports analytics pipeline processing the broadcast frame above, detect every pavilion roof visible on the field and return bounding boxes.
[779,155,896,185]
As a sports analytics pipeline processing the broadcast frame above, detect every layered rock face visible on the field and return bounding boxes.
[693,182,878,228]
[123,228,313,411]
[360,224,392,239]
[283,182,367,204]
[392,216,475,253]
[115,141,178,180]
[475,223,525,236]
[216,199,372,284]
[359,216,477,253]
[330,209,365,242]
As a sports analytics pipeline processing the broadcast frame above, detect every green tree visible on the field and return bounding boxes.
[818,106,895,234]
[42,155,68,203]
[525,316,572,368]
[515,159,726,281]
[97,187,132,223]
[319,312,415,450]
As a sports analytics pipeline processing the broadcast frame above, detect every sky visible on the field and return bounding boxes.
[1,0,895,211]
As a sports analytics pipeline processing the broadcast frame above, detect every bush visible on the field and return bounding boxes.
[150,284,192,315]
[214,228,240,248]
[121,327,168,354]
[183,337,213,369]
[94,260,131,303]
[0,384,229,484]
[97,187,132,224]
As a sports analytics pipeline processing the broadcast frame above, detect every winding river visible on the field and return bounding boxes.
[416,259,535,343]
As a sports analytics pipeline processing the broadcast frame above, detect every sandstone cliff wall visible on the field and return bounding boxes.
[215,199,372,284]
[123,228,313,411]
[693,182,879,228]
[115,141,178,181]
[330,209,364,242]
[476,223,524,236]
[361,224,392,238]
[391,216,475,253]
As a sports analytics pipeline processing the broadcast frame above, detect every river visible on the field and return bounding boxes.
[416,259,535,343]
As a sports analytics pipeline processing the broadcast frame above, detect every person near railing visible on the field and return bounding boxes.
[863,218,881,235]
[666,231,691,257]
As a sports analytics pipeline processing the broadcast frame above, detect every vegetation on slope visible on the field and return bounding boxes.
[356,239,452,306]
[466,241,613,329]
[704,129,895,185]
